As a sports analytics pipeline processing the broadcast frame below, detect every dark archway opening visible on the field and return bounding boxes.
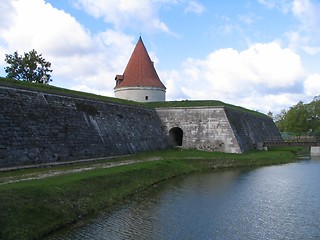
[169,127,183,146]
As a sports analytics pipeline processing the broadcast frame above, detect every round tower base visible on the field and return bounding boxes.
[115,87,166,102]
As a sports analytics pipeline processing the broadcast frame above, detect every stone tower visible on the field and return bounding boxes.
[114,37,166,102]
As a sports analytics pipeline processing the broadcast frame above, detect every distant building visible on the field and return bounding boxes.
[114,37,166,102]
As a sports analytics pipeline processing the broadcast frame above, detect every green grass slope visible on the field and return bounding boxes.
[0,148,300,240]
[0,77,268,117]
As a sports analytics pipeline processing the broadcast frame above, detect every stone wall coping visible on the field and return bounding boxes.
[155,106,226,110]
[155,105,272,120]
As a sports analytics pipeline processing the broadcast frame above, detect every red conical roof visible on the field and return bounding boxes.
[115,37,166,89]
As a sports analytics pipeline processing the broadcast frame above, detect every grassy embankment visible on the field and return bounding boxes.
[0,147,304,240]
[0,77,268,117]
[0,77,142,107]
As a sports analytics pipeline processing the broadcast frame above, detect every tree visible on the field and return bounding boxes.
[275,97,320,137]
[275,109,287,131]
[4,49,52,84]
[267,111,273,119]
[306,96,320,137]
[282,101,309,134]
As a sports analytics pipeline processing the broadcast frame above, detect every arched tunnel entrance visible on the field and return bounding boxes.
[169,127,183,146]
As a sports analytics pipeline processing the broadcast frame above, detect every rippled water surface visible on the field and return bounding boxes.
[49,158,320,240]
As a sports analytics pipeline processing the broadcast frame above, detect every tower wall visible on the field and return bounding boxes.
[115,87,165,102]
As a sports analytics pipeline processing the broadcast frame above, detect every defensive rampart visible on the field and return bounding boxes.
[0,85,282,168]
[156,107,281,153]
[0,86,167,167]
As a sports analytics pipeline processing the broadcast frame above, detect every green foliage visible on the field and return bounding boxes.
[4,49,53,83]
[274,109,287,131]
[307,96,320,136]
[283,101,309,133]
[276,96,320,136]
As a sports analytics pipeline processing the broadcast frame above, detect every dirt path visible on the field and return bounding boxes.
[0,157,161,185]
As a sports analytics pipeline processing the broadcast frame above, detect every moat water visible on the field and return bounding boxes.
[49,157,320,240]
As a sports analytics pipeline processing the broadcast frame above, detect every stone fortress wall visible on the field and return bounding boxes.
[156,107,281,153]
[0,85,281,168]
[0,86,167,168]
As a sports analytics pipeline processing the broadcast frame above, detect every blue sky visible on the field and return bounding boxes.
[1,0,320,114]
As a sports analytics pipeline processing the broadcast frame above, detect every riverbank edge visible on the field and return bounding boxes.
[0,148,302,240]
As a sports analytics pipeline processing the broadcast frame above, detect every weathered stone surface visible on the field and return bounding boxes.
[156,107,242,153]
[311,146,320,156]
[156,106,281,153]
[0,86,167,167]
[224,108,282,152]
[0,85,282,168]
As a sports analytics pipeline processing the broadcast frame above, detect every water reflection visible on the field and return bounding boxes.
[49,159,320,240]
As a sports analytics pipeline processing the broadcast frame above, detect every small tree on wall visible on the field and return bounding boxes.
[4,49,53,84]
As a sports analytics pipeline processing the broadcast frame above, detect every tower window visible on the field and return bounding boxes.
[145,96,149,100]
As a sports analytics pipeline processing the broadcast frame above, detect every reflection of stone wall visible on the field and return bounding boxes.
[0,86,167,168]
[156,107,281,153]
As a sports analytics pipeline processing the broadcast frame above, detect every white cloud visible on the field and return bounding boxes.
[165,42,305,112]
[259,0,320,56]
[50,29,135,92]
[0,0,136,95]
[73,0,172,33]
[286,0,320,55]
[292,0,320,33]
[160,70,188,100]
[241,42,304,88]
[302,46,320,55]
[1,0,94,56]
[184,1,205,15]
[219,23,236,36]
[0,0,317,115]
[0,1,15,32]
[238,14,254,25]
[228,92,304,113]
[258,0,292,13]
[304,74,320,97]
[292,0,311,18]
